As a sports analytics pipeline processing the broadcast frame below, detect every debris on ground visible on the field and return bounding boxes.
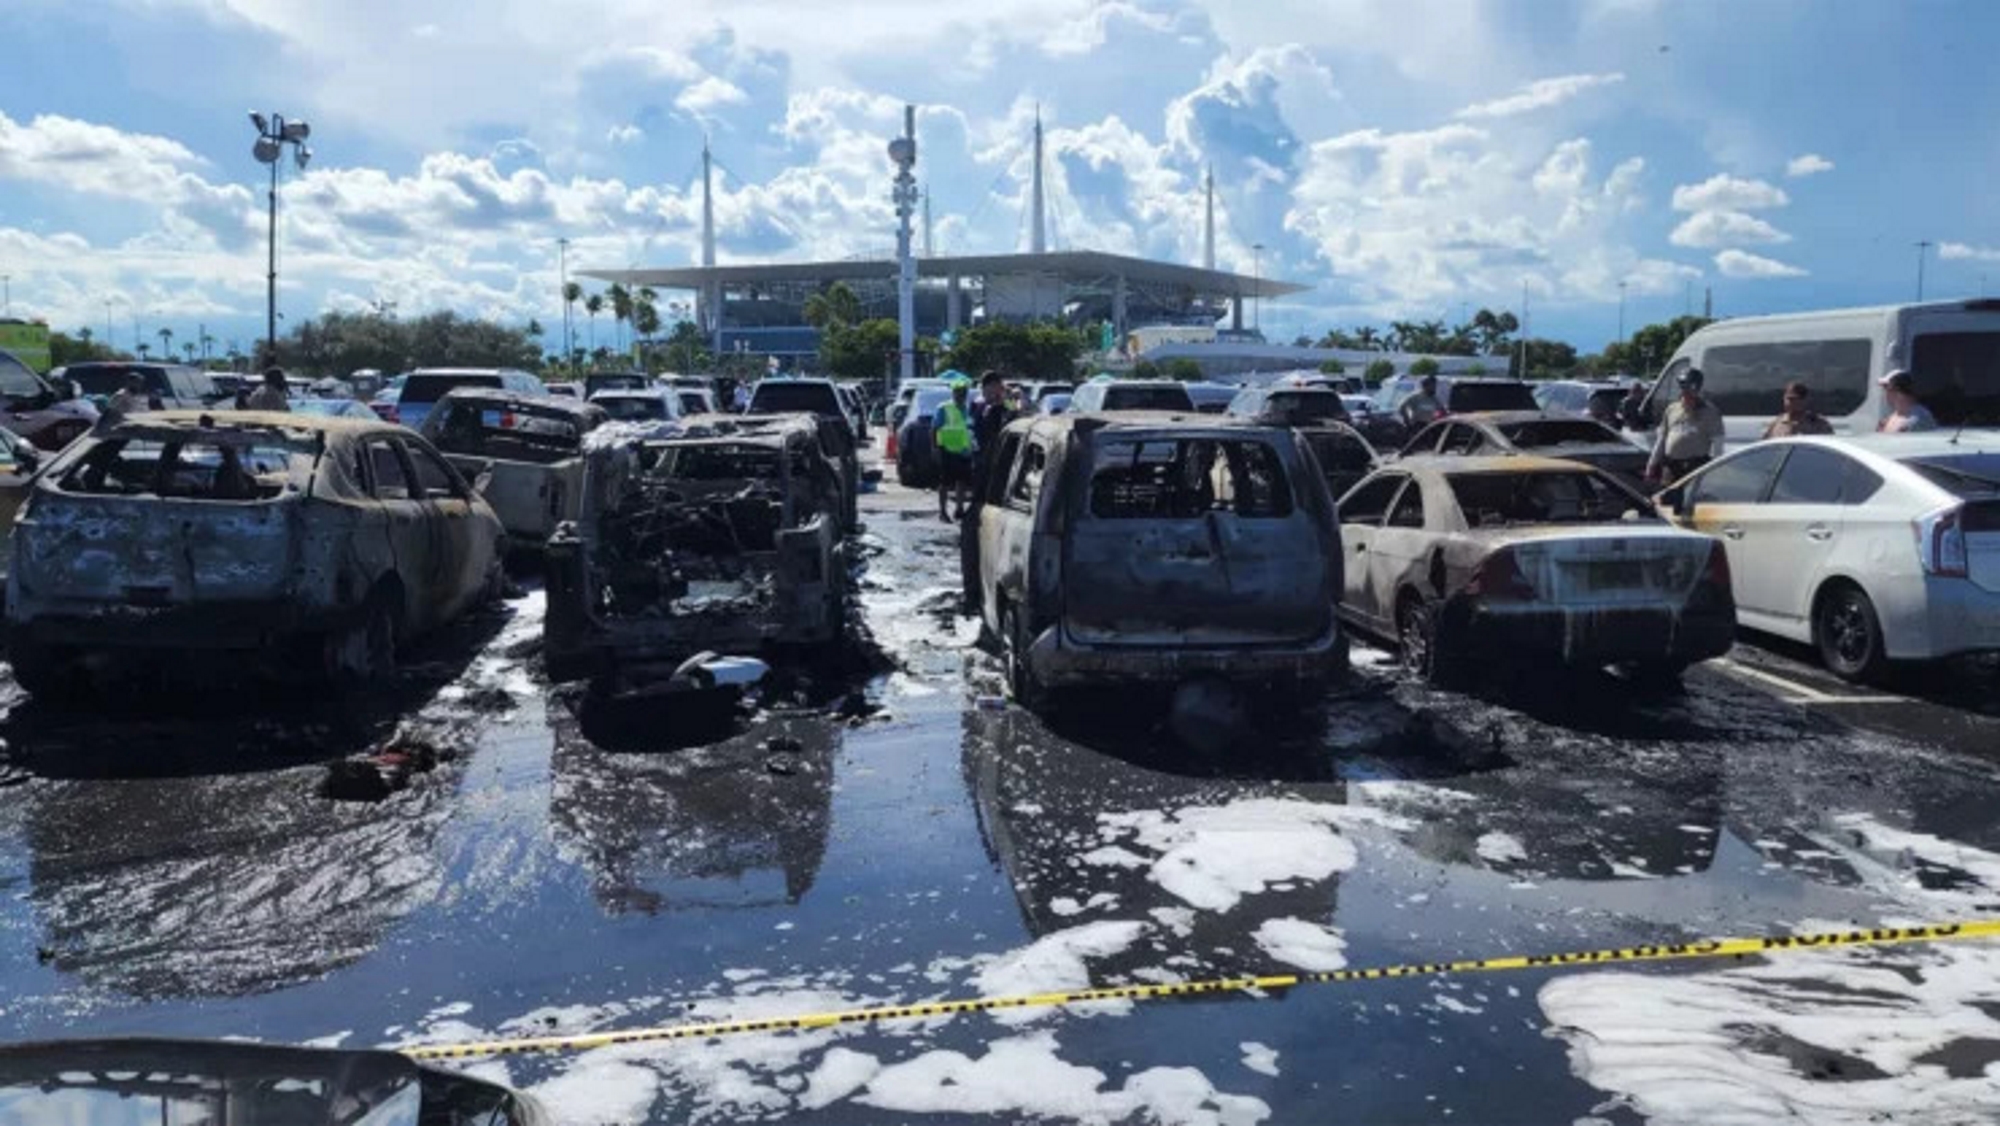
[320,730,459,802]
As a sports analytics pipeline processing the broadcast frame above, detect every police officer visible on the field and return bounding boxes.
[934,377,974,522]
[1645,368,1725,484]
[1398,374,1444,428]
[244,367,291,412]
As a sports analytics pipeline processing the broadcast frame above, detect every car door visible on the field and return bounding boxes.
[1748,444,1861,629]
[1677,444,1787,624]
[362,436,434,629]
[1371,475,1434,610]
[403,436,492,623]
[977,432,1032,631]
[1335,473,1407,631]
[1397,422,1448,459]
[1437,422,1485,457]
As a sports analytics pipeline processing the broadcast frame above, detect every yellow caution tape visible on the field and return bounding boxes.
[401,919,2000,1061]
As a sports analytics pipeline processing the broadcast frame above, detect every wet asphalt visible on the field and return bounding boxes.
[1,467,1999,1124]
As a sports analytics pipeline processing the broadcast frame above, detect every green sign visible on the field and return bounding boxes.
[1100,323,1114,351]
[0,322,51,373]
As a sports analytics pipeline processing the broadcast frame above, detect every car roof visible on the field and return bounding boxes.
[1447,410,1593,425]
[1015,411,1277,434]
[407,367,521,376]
[1784,432,2000,459]
[754,377,836,388]
[108,408,392,437]
[1393,454,1606,476]
[439,386,602,414]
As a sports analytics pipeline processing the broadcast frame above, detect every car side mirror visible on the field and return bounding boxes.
[15,447,38,473]
[472,463,495,496]
[1657,484,1685,513]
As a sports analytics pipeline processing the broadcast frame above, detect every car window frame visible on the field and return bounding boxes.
[1006,438,1047,514]
[402,438,469,502]
[364,436,417,502]
[1688,443,1788,507]
[1339,472,1407,526]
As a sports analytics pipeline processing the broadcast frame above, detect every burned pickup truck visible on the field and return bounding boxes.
[543,413,849,681]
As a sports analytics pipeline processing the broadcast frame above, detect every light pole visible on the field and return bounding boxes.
[887,105,919,391]
[2,275,10,316]
[1915,240,1932,302]
[1616,279,1627,344]
[1251,243,1265,334]
[558,237,573,363]
[103,299,114,346]
[250,112,312,367]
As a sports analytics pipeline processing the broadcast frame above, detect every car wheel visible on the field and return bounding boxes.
[1396,594,1463,688]
[1816,584,1887,682]
[7,640,75,699]
[1002,605,1047,711]
[327,597,399,684]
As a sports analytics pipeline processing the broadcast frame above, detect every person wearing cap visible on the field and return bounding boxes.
[243,367,291,412]
[103,373,152,423]
[933,377,975,521]
[1398,374,1444,428]
[1761,381,1834,439]
[1645,368,1724,484]
[1618,380,1651,431]
[1876,370,1936,433]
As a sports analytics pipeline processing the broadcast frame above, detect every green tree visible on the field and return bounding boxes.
[1164,357,1205,381]
[582,293,604,356]
[157,327,174,359]
[1315,328,1357,350]
[1316,358,1346,375]
[1132,359,1161,380]
[1363,358,1395,385]
[819,317,901,382]
[633,300,662,344]
[1470,309,1520,355]
[1506,339,1579,379]
[1353,326,1380,352]
[802,282,863,330]
[1462,361,1487,376]
[661,320,711,373]
[49,329,119,366]
[607,283,632,352]
[1409,356,1440,377]
[561,281,582,351]
[1623,315,1712,375]
[940,322,1086,378]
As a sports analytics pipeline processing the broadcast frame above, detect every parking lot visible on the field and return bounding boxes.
[1,450,1997,1125]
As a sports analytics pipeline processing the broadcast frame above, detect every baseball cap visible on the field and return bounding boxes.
[1879,369,1914,392]
[1677,368,1704,389]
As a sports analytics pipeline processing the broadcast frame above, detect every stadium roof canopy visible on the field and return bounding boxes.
[583,250,1307,299]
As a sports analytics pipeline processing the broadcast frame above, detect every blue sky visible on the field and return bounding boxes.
[1,0,1996,359]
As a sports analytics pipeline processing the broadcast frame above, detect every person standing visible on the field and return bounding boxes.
[960,371,1017,612]
[1761,381,1834,438]
[1645,368,1724,484]
[1876,370,1937,433]
[98,373,152,427]
[243,367,291,412]
[934,377,974,522]
[1398,374,1444,428]
[1618,380,1651,431]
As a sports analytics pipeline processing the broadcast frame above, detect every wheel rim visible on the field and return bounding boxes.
[1827,596,1871,668]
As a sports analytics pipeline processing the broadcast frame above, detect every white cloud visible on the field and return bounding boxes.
[1940,242,2000,263]
[1533,139,1592,196]
[1042,1,1177,56]
[605,124,644,146]
[1669,209,1790,248]
[1671,174,1790,212]
[1164,44,1337,161]
[1455,73,1625,120]
[1714,248,1807,278]
[1785,153,1834,178]
[675,75,750,117]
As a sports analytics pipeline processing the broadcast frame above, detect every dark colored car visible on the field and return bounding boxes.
[1184,382,1241,414]
[1227,386,1378,498]
[1396,412,1649,487]
[895,386,953,487]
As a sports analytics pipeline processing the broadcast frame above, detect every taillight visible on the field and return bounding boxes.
[1465,549,1535,600]
[1915,503,1968,577]
[1703,540,1731,588]
[500,411,517,430]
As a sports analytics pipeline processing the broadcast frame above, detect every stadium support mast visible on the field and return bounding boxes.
[1203,164,1215,271]
[922,186,933,258]
[889,106,919,388]
[701,137,716,268]
[1030,107,1047,254]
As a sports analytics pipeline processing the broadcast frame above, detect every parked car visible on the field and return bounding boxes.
[0,426,44,569]
[744,379,860,528]
[1025,382,1074,409]
[544,412,850,680]
[1632,299,2000,443]
[888,378,948,434]
[1395,412,1649,487]
[1226,386,1377,499]
[969,414,1346,709]
[675,387,718,415]
[1655,433,2000,680]
[1038,393,1073,416]
[1374,375,1539,420]
[208,373,249,402]
[289,397,380,420]
[1184,382,1241,414]
[588,388,685,429]
[369,373,408,420]
[544,381,583,399]
[307,376,356,400]
[583,371,650,399]
[0,348,98,450]
[6,410,506,692]
[383,367,541,431]
[1535,379,1632,425]
[1336,457,1734,685]
[62,361,218,412]
[1066,379,1198,414]
[895,385,954,487]
[1341,393,1407,450]
[419,388,611,545]
[835,383,870,441]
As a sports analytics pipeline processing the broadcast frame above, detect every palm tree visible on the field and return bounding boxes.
[633,299,662,347]
[583,293,604,357]
[200,332,215,361]
[157,327,174,359]
[182,342,196,363]
[1353,326,1379,352]
[607,283,632,352]
[802,282,862,330]
[562,281,582,353]
[136,342,152,359]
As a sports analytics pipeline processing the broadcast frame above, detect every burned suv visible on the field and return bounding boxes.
[543,413,850,680]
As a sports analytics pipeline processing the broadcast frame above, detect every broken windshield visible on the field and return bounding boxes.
[1498,419,1624,448]
[1447,470,1652,526]
[56,438,306,500]
[1088,437,1292,519]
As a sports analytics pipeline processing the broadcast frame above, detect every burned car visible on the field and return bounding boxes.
[543,413,849,681]
[418,387,610,544]
[971,413,1346,709]
[1396,411,1648,488]
[1336,456,1734,686]
[6,411,506,693]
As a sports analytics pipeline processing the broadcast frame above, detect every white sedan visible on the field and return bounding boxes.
[1657,433,2000,680]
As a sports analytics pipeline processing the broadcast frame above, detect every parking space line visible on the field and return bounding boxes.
[1710,657,1906,706]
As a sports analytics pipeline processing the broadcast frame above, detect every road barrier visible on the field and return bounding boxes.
[401,919,2000,1061]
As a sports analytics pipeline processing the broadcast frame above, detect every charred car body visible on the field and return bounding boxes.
[971,413,1346,708]
[1336,456,1734,685]
[6,411,506,692]
[544,413,849,681]
[419,388,610,545]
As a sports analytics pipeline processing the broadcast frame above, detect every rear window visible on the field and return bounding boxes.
[1444,382,1538,412]
[676,391,711,413]
[1035,384,1074,399]
[1102,385,1196,412]
[911,389,951,417]
[402,374,501,404]
[1447,470,1651,526]
[1265,392,1348,424]
[595,396,668,422]
[1306,430,1374,472]
[0,351,45,398]
[1497,420,1622,448]
[69,365,169,397]
[431,401,586,464]
[1087,437,1293,519]
[654,445,785,482]
[58,437,305,500]
[1911,332,2000,426]
[585,374,648,396]
[749,383,842,417]
[1905,455,2000,500]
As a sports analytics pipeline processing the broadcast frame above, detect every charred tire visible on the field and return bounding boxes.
[7,640,77,699]
[1815,582,1887,683]
[1001,605,1049,712]
[1396,593,1465,689]
[325,596,399,684]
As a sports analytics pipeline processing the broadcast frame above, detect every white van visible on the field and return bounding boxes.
[1638,300,2000,444]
